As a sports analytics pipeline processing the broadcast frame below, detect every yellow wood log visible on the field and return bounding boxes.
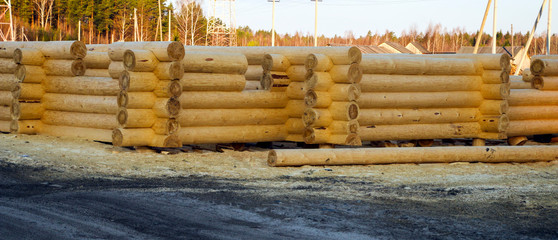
[42,110,117,129]
[112,128,182,147]
[0,105,10,120]
[154,80,182,98]
[123,49,159,72]
[152,118,180,135]
[304,90,332,108]
[43,93,117,114]
[479,115,509,133]
[360,74,482,92]
[510,78,532,89]
[260,72,290,90]
[154,61,184,80]
[508,119,558,136]
[508,136,528,146]
[286,82,305,100]
[358,91,484,108]
[329,101,359,121]
[11,83,44,100]
[43,59,86,76]
[183,52,248,74]
[305,71,334,91]
[0,74,17,91]
[508,106,558,120]
[108,61,125,79]
[305,53,333,71]
[359,122,482,141]
[408,53,511,71]
[14,65,46,83]
[0,58,18,73]
[117,108,156,128]
[530,58,558,76]
[180,73,245,92]
[44,76,118,95]
[479,100,508,115]
[245,65,264,80]
[285,100,305,118]
[522,68,534,82]
[482,70,509,84]
[268,145,558,167]
[86,44,110,52]
[117,91,157,109]
[178,108,288,127]
[285,118,305,134]
[108,41,185,61]
[13,48,45,65]
[360,55,478,75]
[11,102,43,120]
[329,84,361,101]
[303,127,361,145]
[531,76,558,90]
[84,69,111,78]
[177,125,288,144]
[303,108,332,127]
[153,97,180,118]
[329,120,359,134]
[0,91,12,106]
[38,124,112,142]
[0,120,9,132]
[118,71,157,92]
[10,120,42,134]
[180,91,288,109]
[508,89,558,106]
[481,83,510,100]
[328,63,362,83]
[358,108,481,125]
[263,54,291,71]
[286,65,309,82]
[0,41,86,59]
[83,51,110,69]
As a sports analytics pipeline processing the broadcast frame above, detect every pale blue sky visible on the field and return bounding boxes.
[226,0,555,37]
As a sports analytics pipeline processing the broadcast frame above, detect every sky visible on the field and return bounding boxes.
[220,0,556,37]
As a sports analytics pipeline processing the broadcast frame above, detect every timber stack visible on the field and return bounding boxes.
[357,53,511,143]
[111,42,184,147]
[0,43,19,132]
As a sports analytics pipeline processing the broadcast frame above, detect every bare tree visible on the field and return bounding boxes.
[34,0,54,29]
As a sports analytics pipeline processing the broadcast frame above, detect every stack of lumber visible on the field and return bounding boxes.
[357,53,511,142]
[508,55,558,137]
[111,42,185,147]
[302,53,362,145]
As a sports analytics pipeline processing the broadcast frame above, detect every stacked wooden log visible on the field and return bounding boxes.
[111,42,184,147]
[357,54,511,142]
[0,45,18,132]
[508,55,558,137]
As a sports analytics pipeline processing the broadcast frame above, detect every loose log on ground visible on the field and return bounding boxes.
[268,145,558,167]
[119,71,157,91]
[180,73,245,92]
[328,64,362,83]
[508,89,558,106]
[263,54,291,71]
[40,124,112,142]
[10,120,42,134]
[359,122,481,141]
[123,49,159,72]
[83,51,110,69]
[178,108,288,127]
[180,91,288,109]
[117,108,157,128]
[358,108,481,125]
[108,61,125,79]
[183,52,248,74]
[0,58,18,73]
[508,119,558,136]
[11,83,44,100]
[43,93,117,114]
[117,91,157,109]
[108,41,185,61]
[154,61,184,80]
[176,125,288,144]
[43,59,86,76]
[42,110,117,129]
[14,65,45,83]
[44,76,118,95]
[358,91,484,108]
[360,74,482,92]
[508,106,558,120]
[13,48,45,65]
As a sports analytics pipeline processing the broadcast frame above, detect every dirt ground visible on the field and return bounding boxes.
[1,133,557,239]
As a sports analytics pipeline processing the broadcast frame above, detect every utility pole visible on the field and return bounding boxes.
[547,0,553,55]
[515,0,548,75]
[157,0,163,41]
[474,0,493,54]
[268,0,279,46]
[311,0,321,47]
[492,0,497,54]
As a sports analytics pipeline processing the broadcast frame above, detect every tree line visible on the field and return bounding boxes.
[5,0,557,55]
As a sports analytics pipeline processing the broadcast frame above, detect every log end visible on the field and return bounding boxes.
[163,135,182,148]
[500,84,511,99]
[508,136,528,146]
[418,139,434,147]
[499,53,511,72]
[304,90,318,108]
[262,54,273,72]
[499,71,510,83]
[260,72,273,91]
[10,101,20,120]
[167,118,180,134]
[348,84,361,101]
[117,108,128,127]
[498,114,510,133]
[345,133,362,146]
[305,54,318,71]
[348,63,363,84]
[14,64,25,82]
[71,59,87,76]
[13,48,22,64]
[531,59,545,75]
[71,41,88,59]
[119,71,131,90]
[168,80,183,98]
[168,41,186,61]
[9,120,18,133]
[267,150,279,167]
[117,90,128,108]
[170,61,185,80]
[348,102,359,120]
[112,128,124,147]
[11,84,21,99]
[348,46,362,64]
[166,97,181,117]
[532,76,544,90]
[123,50,136,71]
[302,108,318,127]
[303,127,316,144]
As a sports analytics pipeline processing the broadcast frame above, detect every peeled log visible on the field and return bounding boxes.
[11,102,43,120]
[508,120,558,136]
[267,145,558,167]
[154,80,182,98]
[531,76,558,90]
[112,128,182,147]
[178,108,288,127]
[108,61,125,79]
[180,91,288,109]
[261,72,290,90]
[244,80,262,90]
[360,55,478,75]
[245,65,264,80]
[43,59,86,76]
[117,91,157,109]
[42,110,117,129]
[479,115,509,133]
[10,120,41,134]
[304,90,332,108]
[14,65,45,83]
[13,48,45,65]
[0,74,17,91]
[358,108,481,125]
[530,58,558,75]
[511,79,532,89]
[40,124,112,142]
[305,72,334,91]
[286,82,305,100]
[0,106,10,120]
[285,100,305,118]
[0,91,12,105]
[11,83,44,100]
[43,93,117,114]
[152,118,180,135]
[0,120,9,132]
[0,41,86,59]
[123,49,159,72]
[44,76,118,95]
[285,118,305,134]
[479,100,509,115]
[84,69,111,78]
[154,61,184,80]
[480,83,510,100]
[0,58,18,73]
[119,71,157,92]
[263,54,291,71]
[359,122,481,141]
[303,108,332,127]
[508,106,558,120]
[508,89,558,106]
[153,97,181,118]
[177,125,288,144]
[305,54,333,71]
[183,52,247,74]
[358,91,484,108]
[286,66,310,82]
[328,64,362,83]
[409,53,511,71]
[86,44,110,52]
[83,51,110,69]
[522,68,534,82]
[303,127,361,145]
[482,70,509,84]
[108,41,185,62]
[360,74,482,92]
[117,108,156,128]
[329,120,360,135]
[180,73,245,92]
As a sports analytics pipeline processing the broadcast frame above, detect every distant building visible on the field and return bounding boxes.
[379,42,414,54]
[405,42,430,54]
[457,46,529,69]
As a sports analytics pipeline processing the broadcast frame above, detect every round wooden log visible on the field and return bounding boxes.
[479,115,509,133]
[176,125,288,144]
[152,118,181,135]
[117,108,156,128]
[118,71,157,92]
[304,90,332,108]
[0,120,8,132]
[360,55,478,75]
[43,59,86,76]
[417,139,434,147]
[108,41,185,61]
[305,72,334,91]
[9,120,41,134]
[112,128,182,147]
[531,58,558,75]
[117,91,157,109]
[42,110,117,129]
[358,108,481,125]
[39,124,112,142]
[329,120,359,134]
[183,52,248,74]
[508,106,558,120]
[0,58,18,74]
[43,93,117,114]
[263,54,291,71]
[0,91,12,106]
[86,44,110,52]
[14,65,46,83]
[245,65,264,81]
[329,84,361,101]
[305,53,333,71]
[522,68,534,82]
[286,65,310,82]
[180,73,245,92]
[11,83,44,100]
[359,122,481,141]
[44,76,118,95]
[84,69,111,78]
[123,49,159,72]
[178,108,288,127]
[0,41,86,59]
[0,74,17,91]
[481,83,510,100]
[154,61,184,80]
[286,82,305,100]
[424,53,511,71]
[285,100,305,118]
[83,51,110,69]
[531,76,558,90]
[13,48,45,65]
[510,79,532,89]
[0,105,10,120]
[330,101,359,121]
[11,102,43,120]
[508,119,558,136]
[358,91,484,108]
[268,145,558,167]
[261,72,290,91]
[508,89,558,106]
[285,118,305,134]
[179,91,288,109]
[481,70,509,84]
[508,136,528,146]
[303,108,333,127]
[328,64,362,83]
[360,74,482,92]
[244,80,262,90]
[153,97,181,118]
[479,100,509,115]
[286,134,303,142]
[303,127,361,145]
[154,80,182,98]
[108,61,125,79]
